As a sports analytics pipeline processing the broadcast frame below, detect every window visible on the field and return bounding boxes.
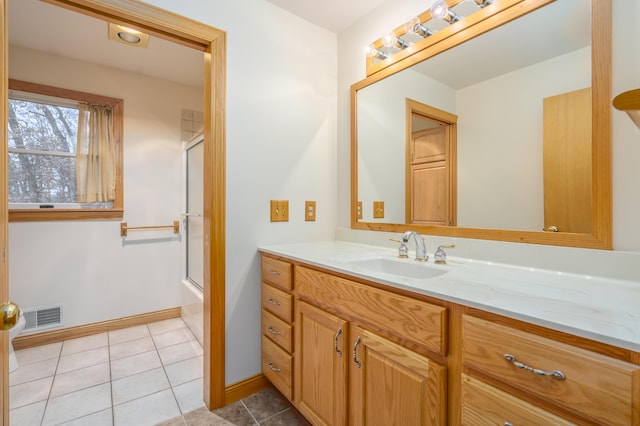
[8,80,123,221]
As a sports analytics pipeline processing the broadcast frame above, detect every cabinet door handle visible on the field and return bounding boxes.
[334,327,343,357]
[353,336,362,368]
[503,354,566,380]
[268,269,281,276]
[267,298,281,306]
[268,326,281,335]
[268,361,281,372]
[504,423,513,426]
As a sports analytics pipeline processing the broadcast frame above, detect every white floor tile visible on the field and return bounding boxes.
[147,318,187,336]
[57,346,110,374]
[164,356,203,387]
[108,324,150,345]
[9,400,46,426]
[113,389,181,426]
[61,333,108,356]
[112,367,170,405]
[42,382,112,426]
[173,378,205,414]
[50,362,110,398]
[111,350,162,380]
[58,408,113,426]
[10,357,58,386]
[110,336,156,360]
[152,328,195,349]
[9,376,53,409]
[158,339,203,366]
[15,342,62,365]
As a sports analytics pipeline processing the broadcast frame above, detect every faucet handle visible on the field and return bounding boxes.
[389,238,409,258]
[434,244,455,264]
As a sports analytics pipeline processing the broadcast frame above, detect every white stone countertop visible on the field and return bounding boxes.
[258,241,640,353]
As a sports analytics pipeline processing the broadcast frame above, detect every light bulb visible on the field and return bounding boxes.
[430,0,449,20]
[381,32,398,48]
[404,17,421,34]
[364,44,378,58]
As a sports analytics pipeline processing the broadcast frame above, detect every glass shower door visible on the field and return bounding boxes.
[185,137,204,291]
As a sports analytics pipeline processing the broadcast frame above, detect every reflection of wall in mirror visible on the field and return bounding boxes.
[455,47,591,231]
[357,69,455,222]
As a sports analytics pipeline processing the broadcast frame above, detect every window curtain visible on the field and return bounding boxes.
[76,102,115,203]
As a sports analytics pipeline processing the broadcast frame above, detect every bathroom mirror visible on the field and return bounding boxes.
[351,0,612,249]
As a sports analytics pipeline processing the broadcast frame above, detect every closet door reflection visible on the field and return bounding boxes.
[185,137,204,291]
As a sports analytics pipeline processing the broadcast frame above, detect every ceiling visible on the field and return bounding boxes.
[8,0,590,92]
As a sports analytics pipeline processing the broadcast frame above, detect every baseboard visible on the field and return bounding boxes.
[224,374,271,405]
[12,307,181,350]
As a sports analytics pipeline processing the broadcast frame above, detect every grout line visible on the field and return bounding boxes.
[239,400,261,425]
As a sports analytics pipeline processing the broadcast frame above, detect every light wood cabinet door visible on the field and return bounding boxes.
[410,161,448,225]
[349,326,447,426]
[294,301,348,426]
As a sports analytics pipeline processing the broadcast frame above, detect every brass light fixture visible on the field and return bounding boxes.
[613,89,640,129]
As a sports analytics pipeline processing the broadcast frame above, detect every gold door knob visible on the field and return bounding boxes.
[545,226,559,232]
[1,301,20,331]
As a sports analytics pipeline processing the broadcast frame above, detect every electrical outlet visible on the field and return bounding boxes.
[270,200,289,222]
[357,201,363,219]
[305,201,316,221]
[373,201,384,219]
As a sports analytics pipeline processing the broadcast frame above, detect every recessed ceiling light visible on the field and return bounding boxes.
[108,23,149,48]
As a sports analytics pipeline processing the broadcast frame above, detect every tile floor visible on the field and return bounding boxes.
[9,317,205,425]
[161,387,311,426]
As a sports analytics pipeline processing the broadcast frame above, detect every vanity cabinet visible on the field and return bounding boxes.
[294,265,447,426]
[462,314,640,425]
[260,256,294,400]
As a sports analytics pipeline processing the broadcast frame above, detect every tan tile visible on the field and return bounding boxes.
[184,408,236,425]
[9,357,58,386]
[42,383,111,426]
[242,387,290,423]
[210,400,255,426]
[9,376,53,409]
[147,318,187,335]
[112,367,170,405]
[57,347,109,374]
[152,328,195,349]
[50,363,110,398]
[61,333,108,356]
[15,342,62,365]
[113,389,181,426]
[158,340,203,366]
[9,400,46,426]
[164,356,203,387]
[108,324,150,345]
[173,378,205,413]
[110,350,162,380]
[109,336,155,360]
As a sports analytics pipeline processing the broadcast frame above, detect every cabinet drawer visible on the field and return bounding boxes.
[262,309,293,353]
[296,266,447,355]
[262,256,292,290]
[461,374,575,425]
[262,284,293,322]
[262,335,292,400]
[462,315,640,425]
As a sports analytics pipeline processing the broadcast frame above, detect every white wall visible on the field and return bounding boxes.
[139,0,338,385]
[8,47,202,328]
[338,0,640,252]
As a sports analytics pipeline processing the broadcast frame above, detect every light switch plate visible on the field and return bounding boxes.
[305,201,316,221]
[373,201,384,219]
[270,200,289,222]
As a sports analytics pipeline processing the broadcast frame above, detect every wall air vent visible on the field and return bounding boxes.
[23,305,63,331]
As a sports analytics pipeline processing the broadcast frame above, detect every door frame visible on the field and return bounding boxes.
[0,0,227,421]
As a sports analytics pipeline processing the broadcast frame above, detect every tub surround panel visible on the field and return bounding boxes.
[259,241,640,352]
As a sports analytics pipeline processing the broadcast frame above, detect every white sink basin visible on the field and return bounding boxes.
[345,257,448,280]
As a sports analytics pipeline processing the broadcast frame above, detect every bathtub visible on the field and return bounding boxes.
[181,279,203,346]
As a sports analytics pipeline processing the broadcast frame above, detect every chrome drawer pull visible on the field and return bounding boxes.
[353,336,362,368]
[334,327,343,357]
[268,269,281,276]
[268,326,281,335]
[268,361,281,372]
[267,298,281,306]
[504,354,566,380]
[504,423,513,426]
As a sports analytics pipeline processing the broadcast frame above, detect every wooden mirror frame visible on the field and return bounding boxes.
[350,0,612,249]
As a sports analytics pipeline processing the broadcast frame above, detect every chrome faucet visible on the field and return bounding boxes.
[401,231,428,262]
